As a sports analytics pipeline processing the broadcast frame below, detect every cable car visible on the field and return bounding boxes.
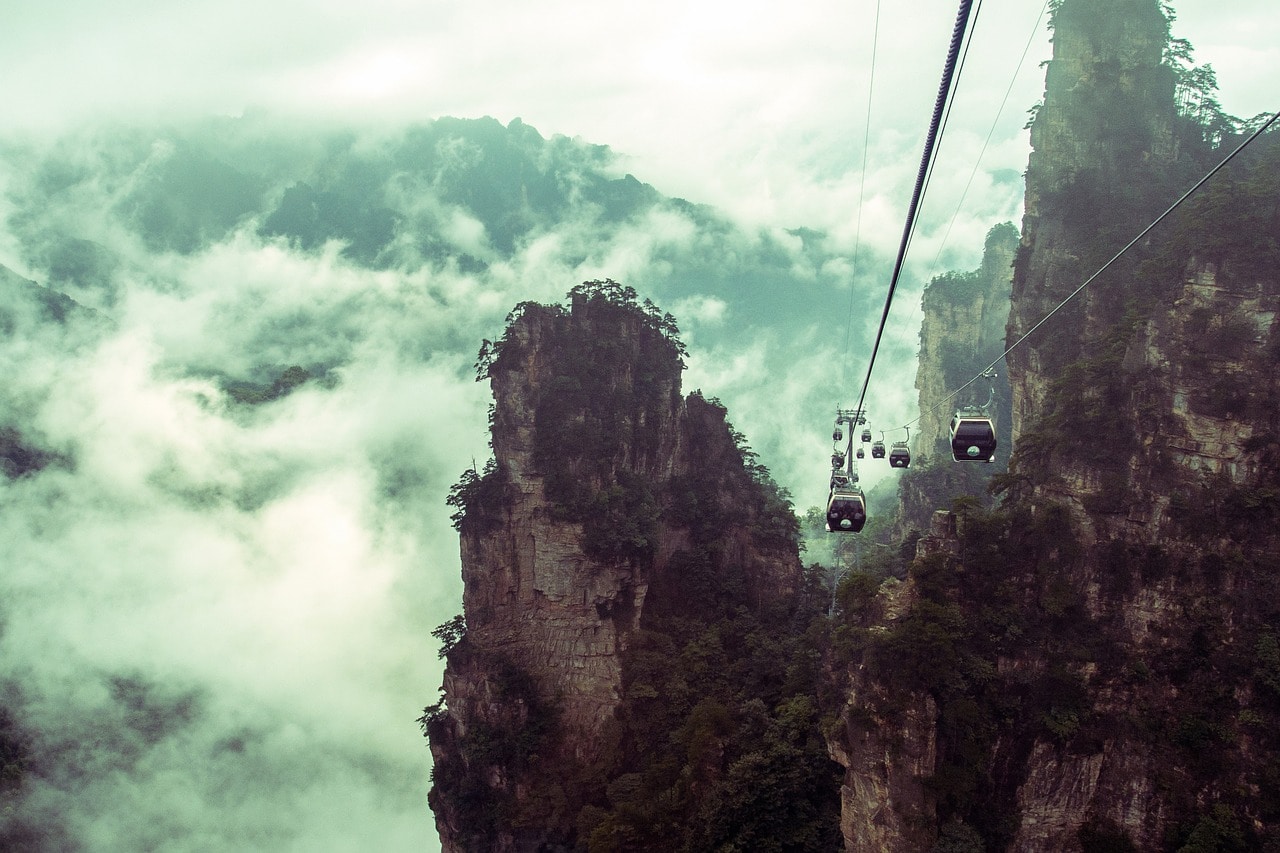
[871,440,886,459]
[888,441,911,468]
[861,428,872,443]
[950,411,997,462]
[855,446,865,459]
[826,485,867,533]
[831,451,845,469]
[833,427,843,442]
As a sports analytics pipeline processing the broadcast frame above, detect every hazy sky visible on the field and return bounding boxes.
[1,2,1276,851]
[4,0,1275,227]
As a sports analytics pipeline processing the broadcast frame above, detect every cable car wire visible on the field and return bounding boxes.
[901,0,983,270]
[840,0,881,387]
[851,0,977,423]
[887,0,1049,364]
[902,108,1280,431]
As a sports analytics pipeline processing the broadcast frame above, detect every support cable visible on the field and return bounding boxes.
[852,0,976,421]
[889,0,1049,364]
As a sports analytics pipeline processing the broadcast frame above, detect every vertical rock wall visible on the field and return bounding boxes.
[429,288,805,851]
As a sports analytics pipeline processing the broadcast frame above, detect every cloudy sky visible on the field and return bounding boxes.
[7,0,1276,224]
[1,1,1276,851]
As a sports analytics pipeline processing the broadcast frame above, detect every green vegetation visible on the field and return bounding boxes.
[575,562,839,852]
[222,364,316,405]
[423,653,562,847]
[446,458,511,535]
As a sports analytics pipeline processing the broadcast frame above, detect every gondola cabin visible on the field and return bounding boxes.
[871,440,886,459]
[888,442,911,468]
[861,428,873,443]
[950,412,997,462]
[826,486,867,533]
[856,446,865,459]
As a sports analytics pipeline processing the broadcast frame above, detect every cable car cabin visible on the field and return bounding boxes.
[950,413,997,462]
[856,446,865,459]
[833,427,843,442]
[861,428,872,443]
[871,440,886,459]
[888,442,911,468]
[826,486,867,533]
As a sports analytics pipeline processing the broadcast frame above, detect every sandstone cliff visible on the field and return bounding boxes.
[427,280,837,851]
[829,0,1280,849]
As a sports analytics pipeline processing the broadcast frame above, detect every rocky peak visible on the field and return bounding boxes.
[1012,0,1177,444]
[428,281,822,851]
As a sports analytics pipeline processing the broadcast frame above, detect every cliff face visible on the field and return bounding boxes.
[830,0,1280,849]
[895,223,1017,537]
[428,282,827,851]
[1008,0,1176,444]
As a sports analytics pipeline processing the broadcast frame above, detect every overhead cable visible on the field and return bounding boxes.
[852,0,976,421]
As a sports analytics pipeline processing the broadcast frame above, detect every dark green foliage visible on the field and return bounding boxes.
[1256,631,1280,701]
[1078,818,1138,852]
[459,283,798,561]
[1011,315,1143,490]
[831,496,1137,845]
[835,570,880,617]
[1167,475,1280,541]
[589,612,842,853]
[446,458,510,534]
[582,472,661,564]
[931,820,985,853]
[929,270,984,310]
[1170,804,1249,853]
[222,364,315,405]
[432,614,466,660]
[566,383,830,849]
[427,656,562,847]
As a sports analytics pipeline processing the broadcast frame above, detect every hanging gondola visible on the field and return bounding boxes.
[888,441,911,468]
[861,428,872,443]
[949,370,999,462]
[871,440,886,459]
[950,409,997,462]
[856,446,865,459]
[826,484,867,533]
